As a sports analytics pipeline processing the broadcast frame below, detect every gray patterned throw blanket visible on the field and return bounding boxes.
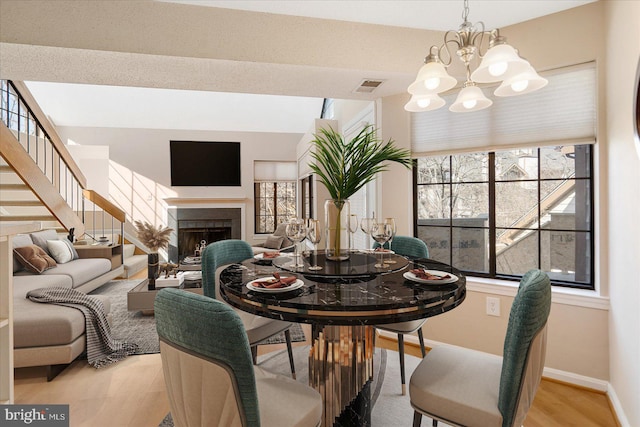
[27,287,138,367]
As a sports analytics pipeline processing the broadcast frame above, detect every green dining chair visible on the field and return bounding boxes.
[409,269,551,427]
[155,288,322,427]
[373,235,430,395]
[202,239,296,378]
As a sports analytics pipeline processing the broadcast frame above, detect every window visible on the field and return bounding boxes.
[414,145,593,289]
[301,175,314,220]
[254,182,296,234]
[254,161,297,234]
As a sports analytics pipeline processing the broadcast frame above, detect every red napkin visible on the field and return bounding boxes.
[262,251,280,259]
[374,247,391,252]
[410,268,451,281]
[253,273,297,289]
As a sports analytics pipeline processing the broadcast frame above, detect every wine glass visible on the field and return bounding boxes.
[383,217,397,263]
[348,214,359,252]
[370,222,393,268]
[360,216,374,250]
[286,218,307,269]
[307,219,322,270]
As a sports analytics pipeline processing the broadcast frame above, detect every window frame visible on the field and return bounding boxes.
[413,145,595,290]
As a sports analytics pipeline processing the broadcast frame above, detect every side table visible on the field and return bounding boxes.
[127,279,202,315]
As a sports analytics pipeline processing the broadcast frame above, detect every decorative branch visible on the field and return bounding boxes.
[134,220,173,252]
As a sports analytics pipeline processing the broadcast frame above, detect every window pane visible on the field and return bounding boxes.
[540,179,591,232]
[417,185,450,219]
[541,230,591,284]
[417,157,450,184]
[495,181,538,228]
[452,227,488,274]
[495,148,538,181]
[540,145,591,179]
[451,152,488,182]
[496,228,539,275]
[451,183,488,226]
[416,224,450,265]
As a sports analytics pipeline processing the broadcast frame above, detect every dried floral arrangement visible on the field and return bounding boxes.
[133,220,173,252]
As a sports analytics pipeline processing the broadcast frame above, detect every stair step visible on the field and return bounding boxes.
[0,215,55,221]
[0,165,14,172]
[0,200,42,207]
[0,184,29,190]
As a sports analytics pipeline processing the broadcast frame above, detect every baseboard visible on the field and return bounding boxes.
[377,329,631,425]
[607,383,631,427]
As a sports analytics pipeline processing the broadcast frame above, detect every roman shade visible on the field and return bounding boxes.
[254,161,297,182]
[411,63,596,156]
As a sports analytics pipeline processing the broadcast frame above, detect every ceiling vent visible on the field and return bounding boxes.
[354,79,385,94]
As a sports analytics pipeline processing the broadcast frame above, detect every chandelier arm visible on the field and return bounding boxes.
[440,30,463,67]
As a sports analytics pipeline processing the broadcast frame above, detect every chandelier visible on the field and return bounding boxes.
[405,0,548,113]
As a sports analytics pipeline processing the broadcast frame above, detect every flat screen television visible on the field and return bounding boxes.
[170,141,241,186]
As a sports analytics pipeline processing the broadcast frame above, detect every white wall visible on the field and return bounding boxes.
[57,126,302,240]
[604,2,640,426]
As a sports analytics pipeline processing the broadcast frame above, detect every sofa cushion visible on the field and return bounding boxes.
[41,258,112,288]
[12,234,33,273]
[123,244,136,258]
[264,235,284,249]
[12,274,73,299]
[273,223,293,247]
[47,239,79,264]
[30,229,59,254]
[14,245,57,274]
[13,289,112,349]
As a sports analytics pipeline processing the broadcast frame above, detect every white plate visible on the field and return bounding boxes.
[246,277,304,293]
[403,270,458,284]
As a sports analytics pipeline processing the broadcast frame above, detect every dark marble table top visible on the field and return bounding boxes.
[273,250,410,277]
[219,257,466,326]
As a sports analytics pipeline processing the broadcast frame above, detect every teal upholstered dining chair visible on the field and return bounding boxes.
[202,239,296,378]
[155,288,322,427]
[373,235,430,395]
[409,269,551,427]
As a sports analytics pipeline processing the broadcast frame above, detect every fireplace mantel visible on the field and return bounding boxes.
[164,198,249,206]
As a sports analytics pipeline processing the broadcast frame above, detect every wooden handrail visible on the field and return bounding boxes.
[82,189,126,223]
[9,81,87,189]
[0,123,85,235]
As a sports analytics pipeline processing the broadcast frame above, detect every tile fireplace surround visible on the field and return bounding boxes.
[167,206,242,262]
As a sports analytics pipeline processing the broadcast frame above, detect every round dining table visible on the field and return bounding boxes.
[219,250,466,427]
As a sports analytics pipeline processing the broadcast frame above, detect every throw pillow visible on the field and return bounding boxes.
[46,239,78,264]
[29,229,58,255]
[13,245,57,274]
[264,235,284,249]
[12,234,33,273]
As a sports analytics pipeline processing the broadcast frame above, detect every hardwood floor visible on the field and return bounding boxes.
[13,274,619,427]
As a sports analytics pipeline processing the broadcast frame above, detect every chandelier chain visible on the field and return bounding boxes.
[462,0,470,24]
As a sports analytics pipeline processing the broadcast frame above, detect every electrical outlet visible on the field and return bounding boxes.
[486,297,500,317]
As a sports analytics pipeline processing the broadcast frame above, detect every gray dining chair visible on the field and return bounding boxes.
[155,288,322,427]
[373,235,430,395]
[202,239,296,378]
[409,269,551,427]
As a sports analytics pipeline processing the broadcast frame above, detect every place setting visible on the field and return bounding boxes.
[246,272,305,294]
[403,267,459,285]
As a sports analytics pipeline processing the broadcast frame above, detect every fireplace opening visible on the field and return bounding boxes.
[177,221,232,261]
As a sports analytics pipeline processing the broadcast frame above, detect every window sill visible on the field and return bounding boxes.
[466,276,609,310]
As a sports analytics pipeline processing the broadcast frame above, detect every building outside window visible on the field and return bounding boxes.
[254,161,297,234]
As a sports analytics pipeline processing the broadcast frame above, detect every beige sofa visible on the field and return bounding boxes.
[251,223,295,255]
[121,243,147,278]
[12,230,124,379]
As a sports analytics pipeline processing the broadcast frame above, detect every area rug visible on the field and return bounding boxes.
[159,346,447,426]
[89,279,306,354]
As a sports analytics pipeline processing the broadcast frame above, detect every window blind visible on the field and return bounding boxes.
[254,161,297,182]
[411,63,596,156]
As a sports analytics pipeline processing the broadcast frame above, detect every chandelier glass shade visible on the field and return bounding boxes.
[405,0,548,113]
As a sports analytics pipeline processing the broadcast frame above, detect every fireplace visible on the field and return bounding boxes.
[168,207,242,262]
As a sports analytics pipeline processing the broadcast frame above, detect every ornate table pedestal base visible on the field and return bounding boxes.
[309,325,374,427]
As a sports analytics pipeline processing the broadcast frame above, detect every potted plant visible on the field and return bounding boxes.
[134,220,173,290]
[309,125,411,260]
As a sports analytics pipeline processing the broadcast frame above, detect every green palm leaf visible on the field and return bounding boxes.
[309,125,411,202]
